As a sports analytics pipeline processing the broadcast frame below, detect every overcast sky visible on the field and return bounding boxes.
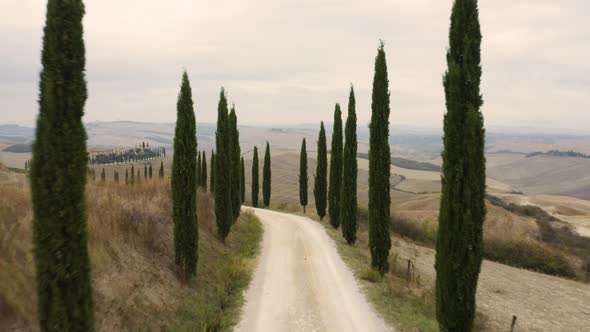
[1,0,588,130]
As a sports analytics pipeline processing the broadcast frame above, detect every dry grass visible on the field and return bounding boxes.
[0,176,262,331]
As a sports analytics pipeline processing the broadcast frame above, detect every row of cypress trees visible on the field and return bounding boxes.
[250,143,272,208]
[91,162,164,184]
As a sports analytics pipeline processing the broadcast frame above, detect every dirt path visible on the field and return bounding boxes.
[235,208,392,332]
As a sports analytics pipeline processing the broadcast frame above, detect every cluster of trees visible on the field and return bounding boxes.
[214,90,246,241]
[526,149,590,159]
[87,162,164,185]
[89,146,165,165]
[250,142,272,209]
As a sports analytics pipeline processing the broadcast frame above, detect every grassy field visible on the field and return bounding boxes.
[0,169,262,331]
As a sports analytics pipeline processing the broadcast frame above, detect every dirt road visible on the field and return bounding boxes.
[235,208,392,332]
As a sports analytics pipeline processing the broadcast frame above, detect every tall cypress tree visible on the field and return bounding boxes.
[435,1,486,331]
[144,164,148,178]
[240,157,246,204]
[197,151,201,187]
[329,104,343,228]
[114,170,119,183]
[262,142,272,207]
[229,106,241,221]
[251,146,259,208]
[30,0,95,329]
[214,88,232,240]
[172,71,198,278]
[201,151,207,191]
[125,169,129,185]
[158,160,164,178]
[131,164,135,185]
[100,168,106,183]
[369,41,392,274]
[149,164,153,178]
[299,138,308,213]
[210,150,215,192]
[341,86,358,244]
[314,122,328,220]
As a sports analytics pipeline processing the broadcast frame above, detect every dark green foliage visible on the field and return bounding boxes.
[341,86,358,244]
[435,1,486,331]
[214,88,233,240]
[210,151,215,192]
[100,168,106,183]
[299,138,308,213]
[144,164,148,178]
[197,151,201,186]
[30,0,95,329]
[329,104,343,228]
[137,169,141,183]
[172,71,198,278]
[130,165,135,184]
[201,151,207,191]
[262,142,271,207]
[369,42,392,274]
[229,106,241,221]
[159,160,164,178]
[149,164,153,178]
[251,147,259,208]
[240,157,245,204]
[4,143,32,153]
[314,122,328,220]
[125,169,129,185]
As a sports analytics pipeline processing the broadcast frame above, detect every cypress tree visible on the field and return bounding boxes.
[114,170,119,183]
[137,170,141,184]
[30,0,95,329]
[125,169,129,185]
[214,88,232,240]
[435,1,486,331]
[329,104,343,228]
[210,150,215,192]
[197,151,201,186]
[369,41,392,274]
[240,157,245,204]
[229,106,241,220]
[299,138,308,213]
[201,151,207,192]
[251,146,259,208]
[159,160,164,178]
[149,164,153,178]
[131,164,135,185]
[101,168,106,183]
[144,164,148,178]
[342,86,358,244]
[171,71,198,278]
[314,122,328,220]
[262,142,271,207]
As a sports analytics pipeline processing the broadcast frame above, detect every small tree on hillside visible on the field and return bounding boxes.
[262,142,272,207]
[131,164,135,185]
[341,86,358,244]
[159,160,164,178]
[125,169,129,185]
[201,151,207,191]
[251,146,259,207]
[314,122,328,220]
[172,71,198,278]
[329,104,343,229]
[101,168,106,183]
[149,164,153,178]
[114,170,119,183]
[144,164,148,178]
[299,138,308,213]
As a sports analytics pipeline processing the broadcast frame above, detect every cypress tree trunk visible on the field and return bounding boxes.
[262,142,272,207]
[435,1,486,331]
[210,151,215,192]
[159,160,164,178]
[214,88,232,240]
[314,122,328,220]
[201,151,207,192]
[329,104,343,228]
[30,0,95,328]
[240,157,245,204]
[341,86,358,244]
[299,138,308,213]
[229,106,242,221]
[252,147,259,207]
[197,151,201,187]
[369,42,392,274]
[172,71,198,278]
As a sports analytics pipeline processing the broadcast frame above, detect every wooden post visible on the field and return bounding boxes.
[510,315,517,332]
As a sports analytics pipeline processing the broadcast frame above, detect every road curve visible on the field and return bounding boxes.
[235,208,392,332]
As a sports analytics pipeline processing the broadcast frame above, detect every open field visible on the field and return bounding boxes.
[0,168,262,331]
